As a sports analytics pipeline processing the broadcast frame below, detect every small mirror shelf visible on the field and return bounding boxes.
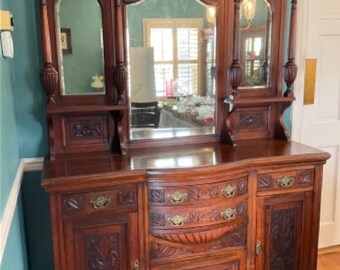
[126,0,217,141]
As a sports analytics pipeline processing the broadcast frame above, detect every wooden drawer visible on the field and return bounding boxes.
[151,251,245,270]
[148,177,247,206]
[149,199,247,244]
[257,168,314,193]
[61,185,137,218]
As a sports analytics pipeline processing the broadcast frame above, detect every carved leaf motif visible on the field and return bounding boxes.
[297,170,313,184]
[210,225,247,249]
[189,209,220,223]
[72,123,101,138]
[149,189,165,203]
[258,175,273,189]
[117,191,136,205]
[151,242,190,259]
[150,213,166,227]
[240,113,264,127]
[237,179,248,194]
[62,195,83,215]
[86,234,119,270]
[270,208,297,269]
[236,201,247,215]
[188,186,219,200]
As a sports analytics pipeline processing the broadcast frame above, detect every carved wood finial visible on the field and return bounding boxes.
[113,64,128,105]
[283,0,298,97]
[228,0,243,97]
[40,64,58,104]
[40,0,58,104]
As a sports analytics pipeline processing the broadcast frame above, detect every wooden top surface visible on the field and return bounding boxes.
[42,139,330,189]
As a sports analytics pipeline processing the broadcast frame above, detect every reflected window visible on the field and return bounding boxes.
[244,36,264,83]
[144,19,203,97]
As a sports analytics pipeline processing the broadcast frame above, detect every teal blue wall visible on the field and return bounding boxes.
[0,0,21,220]
[60,0,105,95]
[1,0,49,269]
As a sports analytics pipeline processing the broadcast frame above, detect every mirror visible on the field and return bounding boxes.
[239,0,272,88]
[58,0,105,95]
[127,0,217,141]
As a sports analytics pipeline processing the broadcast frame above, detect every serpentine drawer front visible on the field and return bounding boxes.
[148,176,248,206]
[257,166,315,193]
[61,185,138,218]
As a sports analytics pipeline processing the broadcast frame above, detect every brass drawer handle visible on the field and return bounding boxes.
[277,176,294,188]
[167,191,187,204]
[90,196,111,209]
[133,260,139,270]
[256,240,262,256]
[220,208,237,220]
[221,185,237,197]
[167,215,187,227]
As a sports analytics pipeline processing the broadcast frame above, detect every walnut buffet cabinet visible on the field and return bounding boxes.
[38,0,330,269]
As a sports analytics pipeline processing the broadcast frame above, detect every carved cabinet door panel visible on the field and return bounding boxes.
[63,212,139,270]
[255,192,313,270]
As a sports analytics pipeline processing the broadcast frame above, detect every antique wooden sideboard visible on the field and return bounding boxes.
[42,140,329,269]
[38,0,330,269]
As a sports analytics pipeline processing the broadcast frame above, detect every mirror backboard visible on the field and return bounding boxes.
[127,0,217,141]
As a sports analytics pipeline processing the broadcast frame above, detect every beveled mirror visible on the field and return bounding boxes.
[58,0,105,95]
[239,0,272,88]
[126,0,218,141]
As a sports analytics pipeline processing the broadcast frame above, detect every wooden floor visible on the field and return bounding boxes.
[317,250,340,270]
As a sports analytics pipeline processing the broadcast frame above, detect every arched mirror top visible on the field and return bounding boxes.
[239,0,272,89]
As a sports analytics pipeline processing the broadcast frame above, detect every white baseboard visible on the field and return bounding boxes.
[0,157,44,264]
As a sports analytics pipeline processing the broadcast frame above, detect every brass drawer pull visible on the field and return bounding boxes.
[256,240,262,255]
[221,185,237,197]
[90,196,111,209]
[167,215,187,227]
[277,176,294,188]
[133,260,139,270]
[167,191,187,204]
[220,208,237,220]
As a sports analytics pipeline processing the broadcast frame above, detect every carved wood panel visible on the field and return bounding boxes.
[86,233,120,270]
[62,114,110,148]
[269,208,297,269]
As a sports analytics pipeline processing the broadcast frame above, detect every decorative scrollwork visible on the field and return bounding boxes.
[258,175,273,189]
[150,213,166,227]
[149,189,165,203]
[72,123,101,138]
[62,195,83,215]
[297,170,313,184]
[189,209,220,223]
[117,190,136,205]
[86,234,119,270]
[240,113,264,128]
[188,186,219,200]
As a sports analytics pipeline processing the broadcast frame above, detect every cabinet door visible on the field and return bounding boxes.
[63,212,140,270]
[255,192,313,270]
